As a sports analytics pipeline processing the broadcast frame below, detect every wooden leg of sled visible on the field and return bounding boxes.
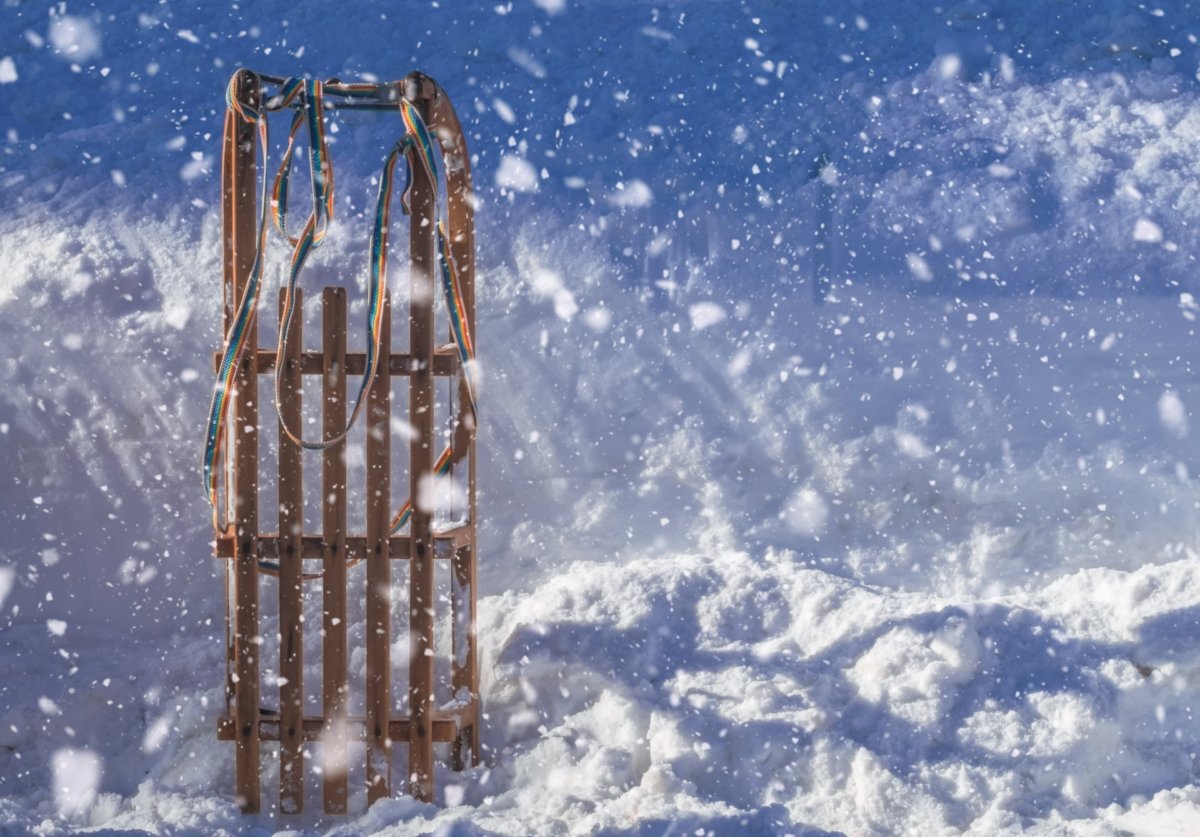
[440,88,480,772]
[278,288,304,813]
[226,69,261,815]
[321,288,350,813]
[407,81,437,803]
[366,294,392,804]
[219,95,237,727]
[434,80,481,772]
[451,543,479,770]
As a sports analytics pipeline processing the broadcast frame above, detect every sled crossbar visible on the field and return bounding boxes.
[214,529,473,561]
[255,73,411,110]
[216,708,474,743]
[214,70,479,815]
[210,347,461,376]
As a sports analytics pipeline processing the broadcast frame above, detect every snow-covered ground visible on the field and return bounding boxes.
[5,1,1200,834]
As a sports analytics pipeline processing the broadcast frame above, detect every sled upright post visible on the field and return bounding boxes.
[212,70,480,814]
[223,70,262,813]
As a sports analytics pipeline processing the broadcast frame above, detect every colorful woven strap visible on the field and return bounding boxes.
[383,226,479,532]
[265,78,309,243]
[204,72,478,570]
[202,72,270,534]
[398,98,477,414]
[272,78,386,452]
[386,100,478,535]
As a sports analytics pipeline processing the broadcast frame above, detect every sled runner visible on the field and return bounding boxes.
[205,70,479,813]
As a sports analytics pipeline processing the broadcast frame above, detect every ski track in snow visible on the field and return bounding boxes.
[5,1,1200,834]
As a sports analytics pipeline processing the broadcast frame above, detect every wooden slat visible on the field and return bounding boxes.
[212,348,459,377]
[429,73,482,773]
[407,77,437,804]
[227,69,261,815]
[465,474,480,767]
[321,288,349,814]
[365,293,392,804]
[464,136,480,768]
[423,71,482,787]
[465,253,479,770]
[451,545,479,770]
[217,705,474,743]
[277,288,304,814]
[214,527,474,560]
[219,81,237,725]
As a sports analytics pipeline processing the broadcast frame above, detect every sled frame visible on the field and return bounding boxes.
[213,71,479,814]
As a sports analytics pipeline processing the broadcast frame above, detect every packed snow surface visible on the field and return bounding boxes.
[5,0,1200,834]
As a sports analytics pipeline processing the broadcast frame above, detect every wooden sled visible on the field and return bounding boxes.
[211,70,479,813]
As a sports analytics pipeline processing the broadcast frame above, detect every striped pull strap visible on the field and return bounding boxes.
[205,73,479,553]
[202,71,271,534]
[387,100,478,535]
[271,78,393,452]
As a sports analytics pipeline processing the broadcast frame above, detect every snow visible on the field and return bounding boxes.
[606,179,653,209]
[51,748,102,819]
[688,301,727,331]
[1134,218,1165,243]
[1159,390,1190,437]
[5,0,1200,834]
[46,16,101,63]
[494,155,539,193]
[781,488,829,537]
